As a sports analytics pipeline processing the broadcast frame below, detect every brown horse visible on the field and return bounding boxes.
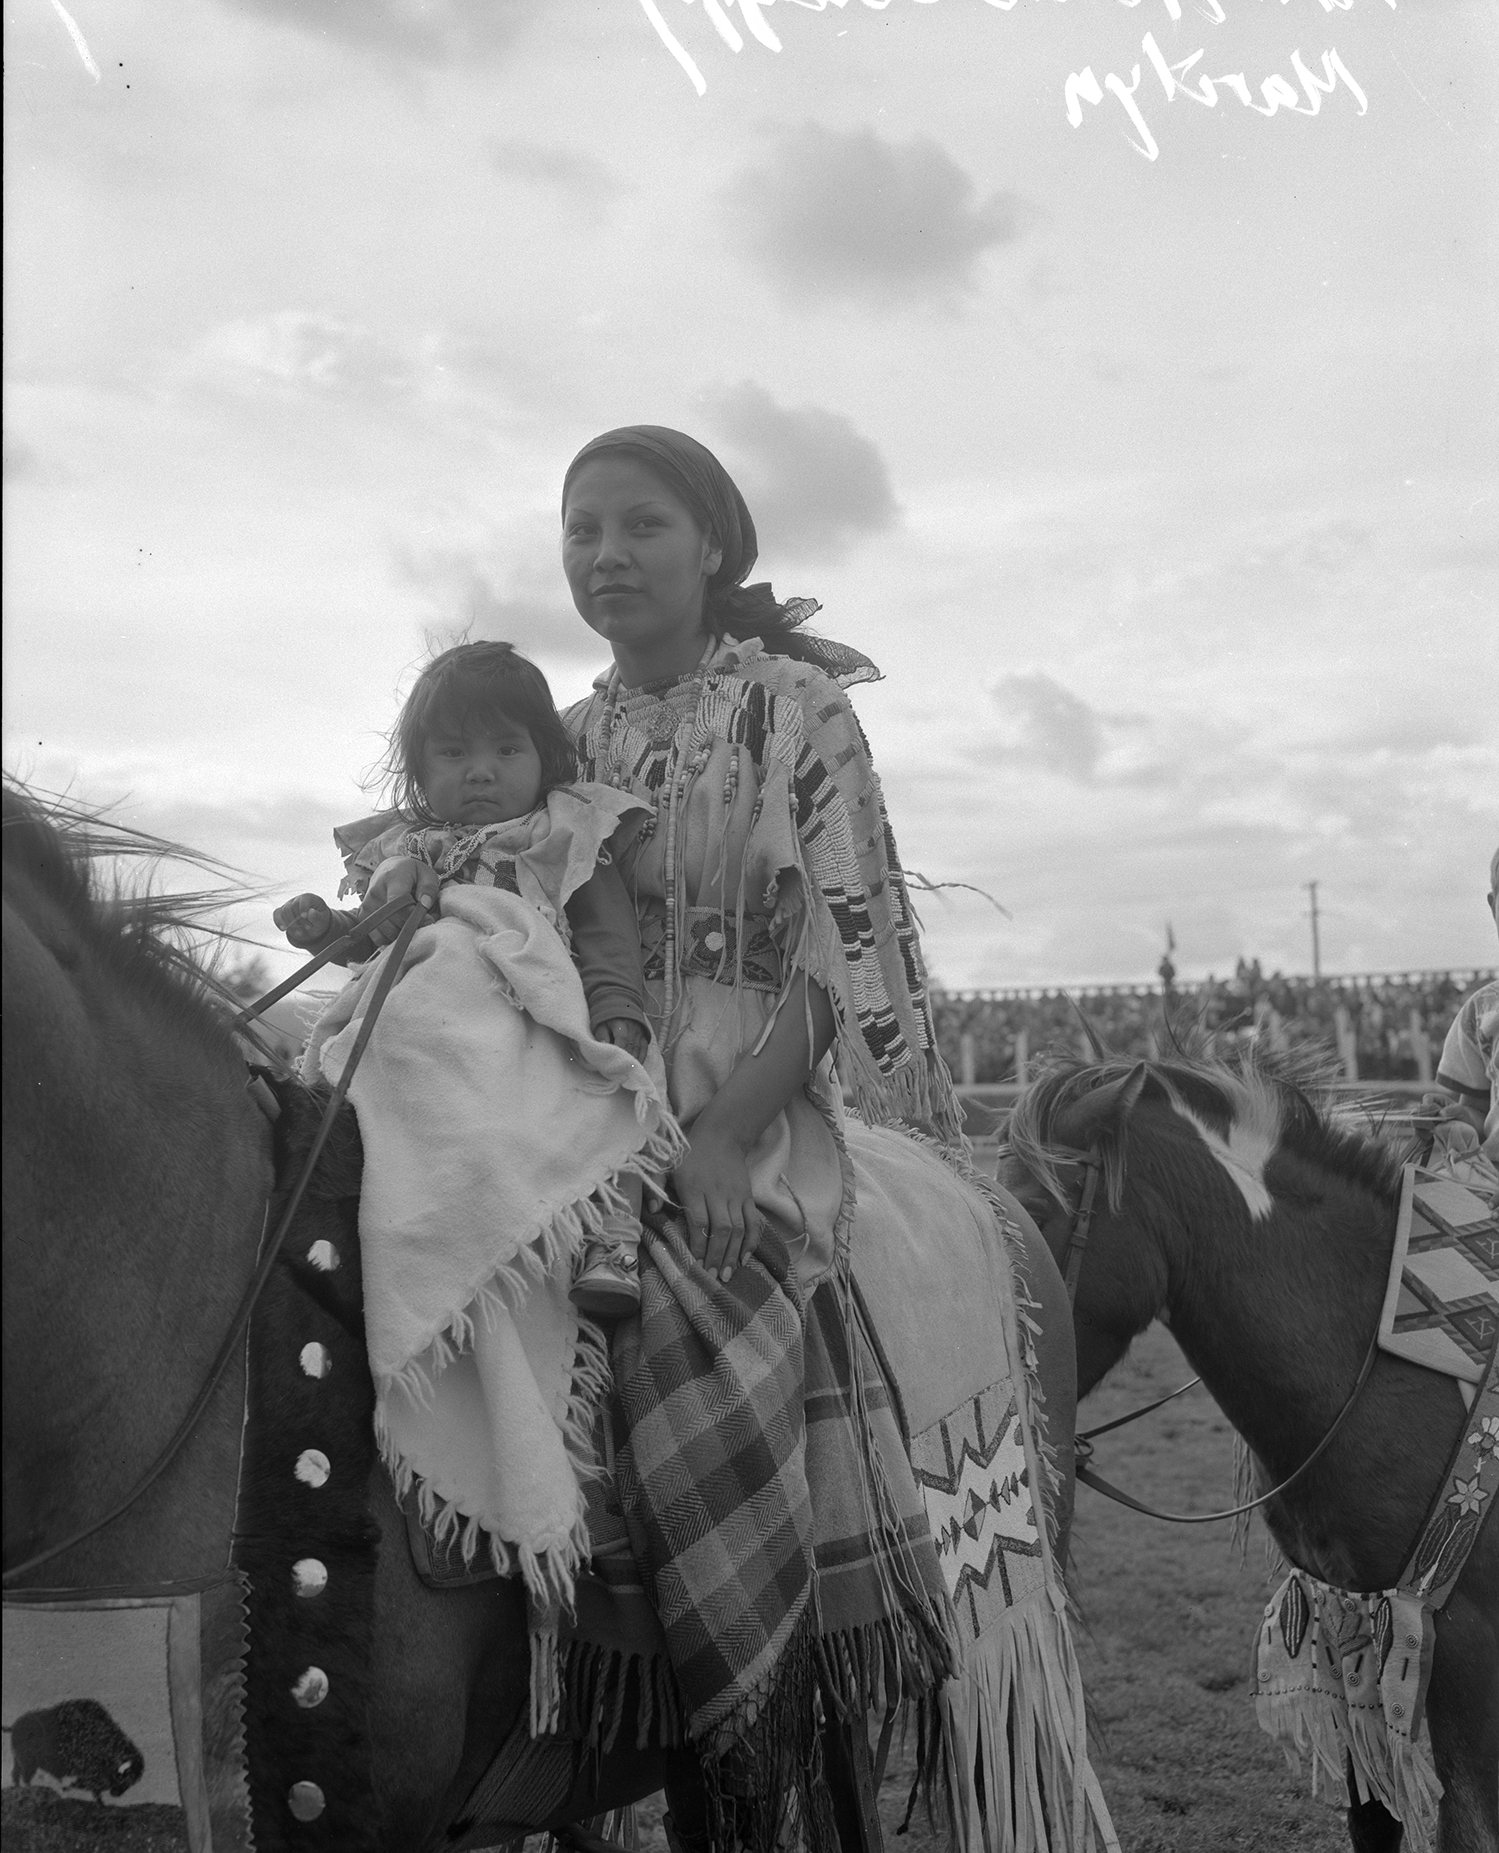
[1,783,1081,1852]
[999,1055,1498,1853]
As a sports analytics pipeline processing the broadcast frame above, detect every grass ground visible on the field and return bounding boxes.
[0,1789,188,1852]
[1036,1323,1347,1852]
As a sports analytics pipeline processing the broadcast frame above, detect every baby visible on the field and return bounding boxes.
[276,640,651,1319]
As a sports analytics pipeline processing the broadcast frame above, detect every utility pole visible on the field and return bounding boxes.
[1306,880,1322,982]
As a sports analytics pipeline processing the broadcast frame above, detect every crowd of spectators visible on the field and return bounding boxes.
[228,948,1490,1091]
[930,962,1496,1086]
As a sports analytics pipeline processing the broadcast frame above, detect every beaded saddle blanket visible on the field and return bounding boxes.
[1376,1164,1499,1387]
[1254,1160,1499,1850]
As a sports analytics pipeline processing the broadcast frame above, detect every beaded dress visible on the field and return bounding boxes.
[566,635,959,1290]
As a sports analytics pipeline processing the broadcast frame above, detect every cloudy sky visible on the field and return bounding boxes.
[5,0,1496,990]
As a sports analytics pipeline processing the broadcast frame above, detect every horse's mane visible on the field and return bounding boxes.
[2,778,252,1052]
[1007,1035,1407,1212]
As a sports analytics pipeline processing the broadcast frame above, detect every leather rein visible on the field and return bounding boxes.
[2,894,431,1590]
[1051,1145,1380,1526]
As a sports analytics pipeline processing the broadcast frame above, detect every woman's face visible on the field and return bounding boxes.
[562,455,723,672]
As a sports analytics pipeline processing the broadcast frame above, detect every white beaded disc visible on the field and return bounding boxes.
[291,1558,328,1598]
[291,1666,329,1709]
[287,1780,325,1821]
[306,1240,340,1272]
[299,1342,332,1379]
[294,1448,331,1488]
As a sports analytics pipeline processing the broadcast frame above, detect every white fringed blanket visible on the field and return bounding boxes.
[304,884,683,1602]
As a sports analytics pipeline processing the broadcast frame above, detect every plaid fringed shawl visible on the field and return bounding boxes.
[608,1218,957,1852]
[610,1219,828,1851]
[569,638,962,1143]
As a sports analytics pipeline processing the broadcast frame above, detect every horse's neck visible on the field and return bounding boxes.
[4,938,273,1589]
[1152,1144,1395,1478]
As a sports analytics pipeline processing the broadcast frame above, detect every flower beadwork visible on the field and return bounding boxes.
[1448,1473,1488,1517]
[1469,1415,1499,1459]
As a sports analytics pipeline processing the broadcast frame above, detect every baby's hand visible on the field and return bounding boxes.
[1417,1091,1486,1135]
[361,857,440,946]
[596,1018,650,1064]
[274,893,334,950]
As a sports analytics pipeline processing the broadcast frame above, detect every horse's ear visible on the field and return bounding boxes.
[1066,1061,1150,1147]
[1065,994,1109,1061]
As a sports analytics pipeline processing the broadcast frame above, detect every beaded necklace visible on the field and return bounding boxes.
[593,639,738,1024]
[595,641,716,785]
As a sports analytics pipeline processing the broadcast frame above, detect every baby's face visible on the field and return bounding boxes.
[419,720,544,826]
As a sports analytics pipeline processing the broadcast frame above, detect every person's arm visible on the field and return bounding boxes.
[674,973,836,1281]
[275,857,439,966]
[565,857,649,1047]
[1434,996,1491,1132]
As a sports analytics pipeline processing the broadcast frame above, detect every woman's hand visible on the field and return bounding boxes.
[670,973,836,1285]
[274,893,335,951]
[673,1122,761,1283]
[361,857,440,945]
[595,1017,650,1064]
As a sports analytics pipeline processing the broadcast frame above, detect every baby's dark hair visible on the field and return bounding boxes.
[383,641,576,818]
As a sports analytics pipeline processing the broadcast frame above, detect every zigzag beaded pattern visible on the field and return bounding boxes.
[910,1381,1043,1644]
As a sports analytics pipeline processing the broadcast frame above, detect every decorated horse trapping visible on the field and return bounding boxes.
[1001,1053,1499,1853]
[1255,1164,1499,1850]
[845,1123,1117,1853]
[1377,1165,1499,1388]
[1253,1335,1498,1851]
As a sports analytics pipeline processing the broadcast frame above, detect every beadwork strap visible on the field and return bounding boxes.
[1397,1331,1499,1607]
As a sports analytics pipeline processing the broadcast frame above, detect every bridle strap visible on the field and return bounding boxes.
[2,894,432,1588]
[1076,1374,1201,1443]
[1073,1328,1381,1525]
[1047,1142,1384,1526]
[226,895,413,1032]
[1059,1151,1102,1305]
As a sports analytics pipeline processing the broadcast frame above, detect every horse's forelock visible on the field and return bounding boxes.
[1010,1041,1404,1227]
[1006,1059,1150,1210]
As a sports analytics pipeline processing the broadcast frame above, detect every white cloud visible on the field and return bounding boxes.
[705,381,899,564]
[726,125,1027,306]
[393,547,598,660]
[215,0,531,61]
[487,140,622,215]
[185,312,415,401]
[3,436,48,483]
[979,674,1165,787]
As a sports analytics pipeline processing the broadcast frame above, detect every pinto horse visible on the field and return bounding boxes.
[1,783,1081,1852]
[999,1055,1498,1853]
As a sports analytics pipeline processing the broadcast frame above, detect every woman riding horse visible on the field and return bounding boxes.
[1,429,1110,1853]
[543,425,1107,1851]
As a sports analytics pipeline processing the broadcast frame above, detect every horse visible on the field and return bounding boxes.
[998,1053,1498,1853]
[1,781,1082,1853]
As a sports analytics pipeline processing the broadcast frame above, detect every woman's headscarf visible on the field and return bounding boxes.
[562,424,880,687]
